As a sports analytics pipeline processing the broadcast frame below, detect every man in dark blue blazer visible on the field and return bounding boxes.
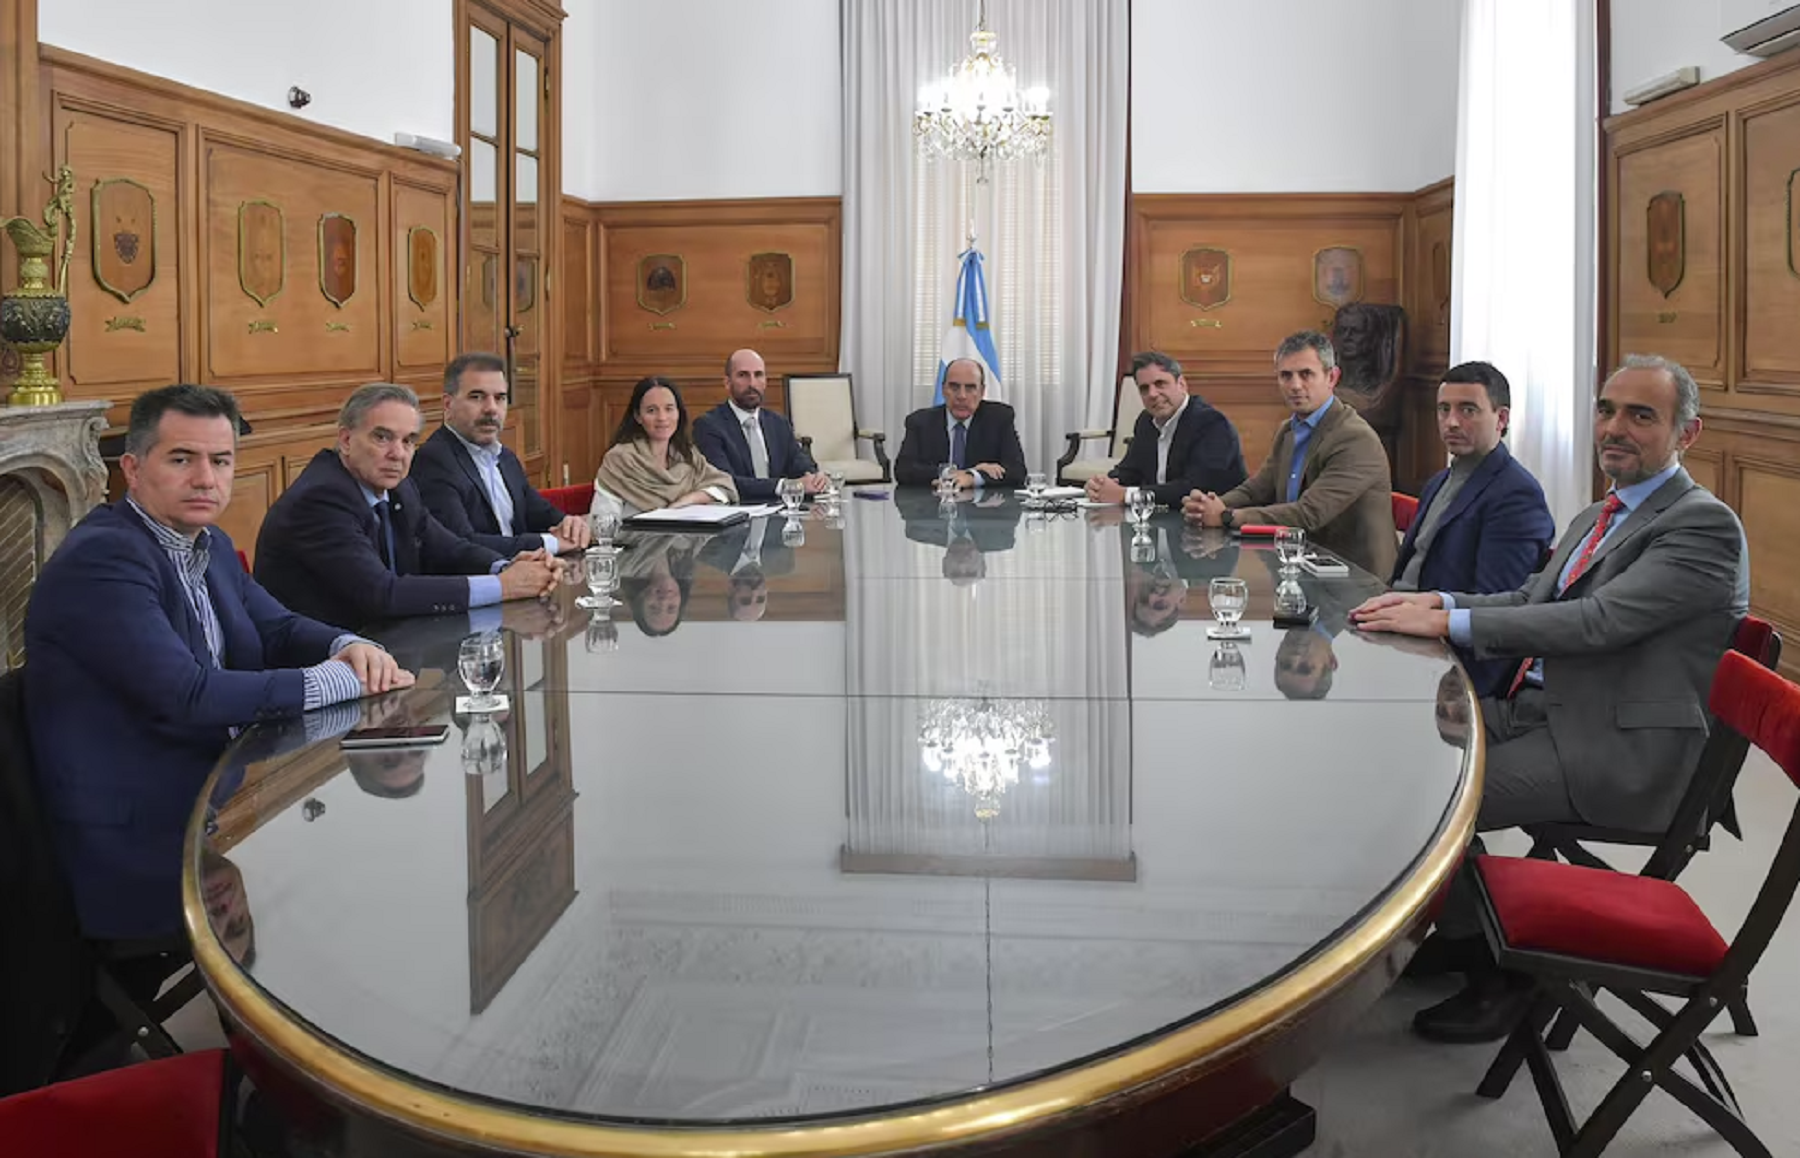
[1389,361,1556,696]
[24,385,410,941]
[256,383,561,632]
[1086,351,1247,507]
[893,358,1028,487]
[693,348,827,502]
[412,353,593,556]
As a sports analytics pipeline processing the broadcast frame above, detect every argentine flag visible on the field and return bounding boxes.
[934,247,1004,404]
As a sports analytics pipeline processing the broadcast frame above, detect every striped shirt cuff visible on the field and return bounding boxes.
[302,660,364,710]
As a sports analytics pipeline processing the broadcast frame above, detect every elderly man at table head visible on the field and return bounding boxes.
[411,352,592,557]
[24,384,412,944]
[693,348,828,502]
[1351,353,1748,1043]
[893,358,1028,489]
[256,383,561,632]
[1184,332,1397,577]
[1086,351,1247,509]
[1390,361,1555,695]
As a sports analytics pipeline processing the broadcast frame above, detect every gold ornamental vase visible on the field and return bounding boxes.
[1,166,77,406]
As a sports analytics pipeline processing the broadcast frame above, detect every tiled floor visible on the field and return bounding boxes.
[169,753,1800,1156]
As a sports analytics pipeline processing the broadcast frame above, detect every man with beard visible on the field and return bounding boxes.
[413,352,592,556]
[1351,354,1748,1044]
[693,348,827,502]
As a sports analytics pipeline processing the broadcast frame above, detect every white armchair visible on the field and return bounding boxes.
[785,373,890,484]
[1057,376,1145,485]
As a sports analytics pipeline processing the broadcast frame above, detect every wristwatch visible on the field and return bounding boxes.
[1219,508,1235,531]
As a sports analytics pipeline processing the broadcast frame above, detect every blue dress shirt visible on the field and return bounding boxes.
[1286,395,1336,503]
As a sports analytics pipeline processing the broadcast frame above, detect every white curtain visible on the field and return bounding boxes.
[840,0,1129,474]
[1451,0,1598,529]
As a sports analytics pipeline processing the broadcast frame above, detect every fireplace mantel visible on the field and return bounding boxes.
[0,399,110,670]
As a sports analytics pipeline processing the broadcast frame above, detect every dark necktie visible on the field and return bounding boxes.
[375,499,396,573]
[952,422,968,470]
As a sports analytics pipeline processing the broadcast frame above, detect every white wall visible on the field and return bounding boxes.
[582,0,842,202]
[1130,0,1461,193]
[1610,0,1763,115]
[38,0,455,145]
[561,0,604,200]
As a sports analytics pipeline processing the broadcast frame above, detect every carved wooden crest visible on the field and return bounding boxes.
[481,254,497,309]
[317,213,357,307]
[406,226,440,309]
[90,178,156,304]
[1179,246,1231,311]
[746,251,794,312]
[514,256,537,313]
[1430,240,1451,321]
[1647,190,1685,298]
[237,200,285,307]
[636,253,685,315]
[1312,246,1364,309]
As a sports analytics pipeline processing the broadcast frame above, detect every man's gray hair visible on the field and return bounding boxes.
[338,383,420,431]
[1274,330,1337,373]
[1130,350,1183,379]
[1614,354,1701,427]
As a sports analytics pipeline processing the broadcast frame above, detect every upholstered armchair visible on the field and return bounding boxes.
[785,373,890,484]
[1056,376,1144,485]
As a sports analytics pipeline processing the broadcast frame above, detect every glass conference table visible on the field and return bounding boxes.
[186,492,1481,1158]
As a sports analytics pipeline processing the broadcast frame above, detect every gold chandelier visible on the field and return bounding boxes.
[914,0,1052,180]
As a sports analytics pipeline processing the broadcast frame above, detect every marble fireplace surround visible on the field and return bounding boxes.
[0,400,110,670]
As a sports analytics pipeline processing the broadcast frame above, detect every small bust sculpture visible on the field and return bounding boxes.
[1330,303,1407,419]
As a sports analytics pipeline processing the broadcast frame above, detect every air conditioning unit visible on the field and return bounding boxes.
[1723,0,1800,57]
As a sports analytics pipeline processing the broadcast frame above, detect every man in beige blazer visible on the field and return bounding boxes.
[1183,331,1396,576]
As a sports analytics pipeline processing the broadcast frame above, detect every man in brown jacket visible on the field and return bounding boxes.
[1183,330,1397,576]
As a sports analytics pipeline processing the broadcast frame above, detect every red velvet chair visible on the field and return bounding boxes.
[1524,615,1782,1037]
[1470,649,1800,1158]
[0,1048,231,1158]
[234,548,249,573]
[541,483,594,518]
[1391,491,1419,534]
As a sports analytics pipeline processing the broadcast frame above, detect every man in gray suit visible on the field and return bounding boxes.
[1351,353,1749,1043]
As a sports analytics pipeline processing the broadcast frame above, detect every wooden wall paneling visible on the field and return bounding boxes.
[53,99,185,397]
[1734,450,1800,655]
[593,196,842,379]
[1,0,42,353]
[1737,91,1800,399]
[394,177,454,372]
[1405,178,1455,378]
[1613,121,1727,389]
[556,200,593,483]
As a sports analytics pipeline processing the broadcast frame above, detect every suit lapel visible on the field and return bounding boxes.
[445,430,501,529]
[1575,468,1695,582]
[1438,444,1510,529]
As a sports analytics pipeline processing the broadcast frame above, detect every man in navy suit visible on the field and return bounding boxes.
[24,385,411,942]
[693,348,827,502]
[412,352,593,556]
[893,358,1028,488]
[1085,351,1247,507]
[1389,361,1555,696]
[256,383,561,632]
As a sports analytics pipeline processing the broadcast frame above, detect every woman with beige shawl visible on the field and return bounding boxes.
[592,376,737,514]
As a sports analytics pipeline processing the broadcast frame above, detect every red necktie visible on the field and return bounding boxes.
[1505,493,1625,697]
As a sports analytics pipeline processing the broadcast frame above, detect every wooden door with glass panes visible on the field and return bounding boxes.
[461,5,554,476]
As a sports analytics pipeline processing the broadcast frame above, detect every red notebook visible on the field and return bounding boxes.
[1235,524,1283,537]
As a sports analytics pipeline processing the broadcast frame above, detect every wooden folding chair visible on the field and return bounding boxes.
[1524,616,1781,1038]
[1469,649,1800,1157]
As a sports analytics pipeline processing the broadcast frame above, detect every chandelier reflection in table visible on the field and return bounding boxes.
[186,496,1479,1158]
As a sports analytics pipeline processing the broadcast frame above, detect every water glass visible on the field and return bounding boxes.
[576,547,619,610]
[1209,643,1247,691]
[460,715,507,778]
[782,516,806,547]
[457,631,505,712]
[589,509,620,551]
[1025,471,1048,505]
[937,463,959,497]
[825,469,846,501]
[777,476,805,514]
[1208,576,1249,634]
[1276,526,1307,572]
[1129,488,1157,525]
[585,613,619,654]
[1275,574,1310,618]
